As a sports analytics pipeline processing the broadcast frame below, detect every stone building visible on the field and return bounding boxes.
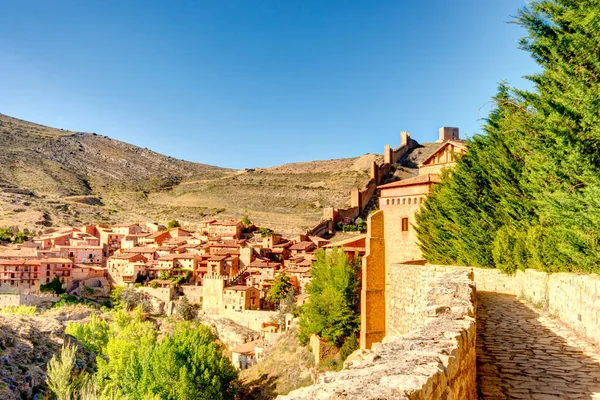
[360,127,467,349]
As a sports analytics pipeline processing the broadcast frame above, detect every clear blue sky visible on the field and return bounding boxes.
[0,0,537,169]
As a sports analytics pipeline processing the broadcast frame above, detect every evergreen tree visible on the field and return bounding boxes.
[417,0,600,274]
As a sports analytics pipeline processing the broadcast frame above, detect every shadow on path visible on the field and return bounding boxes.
[477,291,600,400]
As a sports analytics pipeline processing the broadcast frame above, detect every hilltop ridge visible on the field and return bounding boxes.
[0,113,374,234]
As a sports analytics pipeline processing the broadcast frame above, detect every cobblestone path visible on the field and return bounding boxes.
[477,291,600,399]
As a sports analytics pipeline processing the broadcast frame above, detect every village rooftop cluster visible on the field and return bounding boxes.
[0,219,367,311]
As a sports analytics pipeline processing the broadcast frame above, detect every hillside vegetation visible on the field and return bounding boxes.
[417,0,600,274]
[0,114,374,234]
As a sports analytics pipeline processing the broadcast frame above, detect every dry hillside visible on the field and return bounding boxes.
[0,114,375,234]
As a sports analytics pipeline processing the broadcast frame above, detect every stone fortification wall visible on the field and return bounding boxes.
[281,266,477,400]
[0,293,60,309]
[386,263,433,336]
[473,268,600,346]
[180,285,203,303]
[138,286,173,303]
[218,309,278,332]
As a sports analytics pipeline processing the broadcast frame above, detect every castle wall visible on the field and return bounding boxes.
[473,268,600,346]
[180,285,203,303]
[219,308,278,331]
[281,265,477,400]
[138,286,174,303]
[0,293,60,309]
[201,274,226,314]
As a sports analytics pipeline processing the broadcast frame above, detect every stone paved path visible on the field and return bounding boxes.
[477,291,600,399]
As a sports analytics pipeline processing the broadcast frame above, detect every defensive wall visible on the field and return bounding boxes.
[307,132,414,237]
[283,262,600,399]
[472,268,600,346]
[180,285,203,303]
[281,264,477,400]
[0,293,60,309]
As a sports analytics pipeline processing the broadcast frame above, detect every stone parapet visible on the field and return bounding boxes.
[280,266,477,400]
[473,267,600,346]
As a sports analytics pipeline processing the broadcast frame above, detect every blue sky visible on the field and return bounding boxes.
[0,1,537,169]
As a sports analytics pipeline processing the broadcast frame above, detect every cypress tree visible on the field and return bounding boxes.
[417,0,600,274]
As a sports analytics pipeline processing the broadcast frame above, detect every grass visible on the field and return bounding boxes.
[0,305,37,316]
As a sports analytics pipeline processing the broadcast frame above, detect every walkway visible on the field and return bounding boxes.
[476,291,600,399]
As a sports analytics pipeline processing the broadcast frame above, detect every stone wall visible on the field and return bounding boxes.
[180,285,203,303]
[138,286,174,303]
[218,309,278,331]
[282,266,477,400]
[386,263,433,336]
[473,268,600,346]
[0,293,59,309]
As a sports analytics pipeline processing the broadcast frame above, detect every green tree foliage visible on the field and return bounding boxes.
[13,231,27,244]
[417,0,600,274]
[298,248,360,346]
[177,295,197,321]
[0,228,12,243]
[65,313,111,355]
[241,215,252,228]
[266,273,293,309]
[63,309,238,400]
[40,276,66,294]
[46,343,78,400]
[0,228,28,244]
[258,227,274,237]
[118,287,153,313]
[168,219,181,229]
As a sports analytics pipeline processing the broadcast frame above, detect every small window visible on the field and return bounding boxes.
[401,218,409,232]
[408,198,411,205]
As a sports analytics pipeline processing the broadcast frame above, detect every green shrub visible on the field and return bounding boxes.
[40,277,65,295]
[0,305,37,316]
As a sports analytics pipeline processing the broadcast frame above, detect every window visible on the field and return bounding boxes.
[401,218,409,232]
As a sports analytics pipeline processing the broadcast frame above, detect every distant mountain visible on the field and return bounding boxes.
[0,113,226,197]
[0,113,374,234]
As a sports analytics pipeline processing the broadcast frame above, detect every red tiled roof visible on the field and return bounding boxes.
[290,241,315,251]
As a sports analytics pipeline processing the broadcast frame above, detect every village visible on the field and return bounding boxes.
[0,127,463,374]
[0,217,367,369]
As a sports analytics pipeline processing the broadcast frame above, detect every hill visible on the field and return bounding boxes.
[0,113,374,234]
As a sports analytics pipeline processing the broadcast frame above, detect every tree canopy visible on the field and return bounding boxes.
[416,0,600,274]
[61,309,238,400]
[298,248,360,346]
[266,273,294,309]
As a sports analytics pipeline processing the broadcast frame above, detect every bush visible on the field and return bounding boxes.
[177,296,197,321]
[40,277,65,294]
[119,287,153,313]
[339,334,359,362]
[167,219,181,229]
[0,305,37,316]
[258,227,275,237]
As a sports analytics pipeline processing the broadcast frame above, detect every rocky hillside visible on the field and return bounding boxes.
[0,306,96,399]
[0,113,375,234]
